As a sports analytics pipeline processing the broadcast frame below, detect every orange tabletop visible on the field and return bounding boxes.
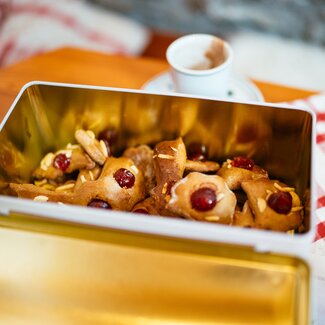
[0,47,318,122]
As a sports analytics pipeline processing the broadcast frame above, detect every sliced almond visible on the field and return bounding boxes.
[274,182,295,192]
[35,179,47,187]
[86,130,96,139]
[290,191,301,206]
[265,189,273,201]
[291,206,303,212]
[89,170,94,181]
[57,149,72,158]
[42,184,56,191]
[217,192,225,202]
[130,165,139,175]
[34,195,49,202]
[257,197,267,212]
[67,143,80,149]
[162,182,168,194]
[55,183,75,192]
[157,154,175,160]
[40,152,54,171]
[99,140,108,157]
[205,216,220,222]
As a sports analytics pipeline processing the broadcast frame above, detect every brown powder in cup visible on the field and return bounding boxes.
[205,38,226,68]
[190,38,226,70]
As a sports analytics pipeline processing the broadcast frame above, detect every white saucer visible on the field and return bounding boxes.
[142,71,264,102]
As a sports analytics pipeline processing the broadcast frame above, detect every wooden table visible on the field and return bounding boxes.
[0,47,318,122]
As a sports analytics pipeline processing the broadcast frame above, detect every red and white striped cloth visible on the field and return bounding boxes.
[0,0,150,67]
[299,93,325,325]
[284,93,325,242]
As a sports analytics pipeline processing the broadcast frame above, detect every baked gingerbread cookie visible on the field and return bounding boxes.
[74,165,102,191]
[150,137,187,214]
[217,156,268,190]
[241,178,303,232]
[11,156,146,211]
[5,130,307,236]
[132,197,160,216]
[123,144,156,196]
[72,156,146,211]
[167,172,236,224]
[233,201,255,228]
[33,144,95,182]
[10,182,75,204]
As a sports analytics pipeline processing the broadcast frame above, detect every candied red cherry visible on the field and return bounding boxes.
[190,187,217,212]
[98,128,118,146]
[53,153,71,171]
[187,142,207,161]
[133,209,149,214]
[114,168,135,188]
[88,199,111,209]
[98,128,118,156]
[232,156,254,170]
[267,191,292,214]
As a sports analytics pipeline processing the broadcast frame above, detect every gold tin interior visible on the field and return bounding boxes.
[0,84,313,189]
[0,222,309,325]
[0,82,313,323]
[0,82,314,230]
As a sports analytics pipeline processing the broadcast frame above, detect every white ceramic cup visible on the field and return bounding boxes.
[166,33,233,98]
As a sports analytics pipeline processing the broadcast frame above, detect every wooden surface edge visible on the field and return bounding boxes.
[0,47,319,122]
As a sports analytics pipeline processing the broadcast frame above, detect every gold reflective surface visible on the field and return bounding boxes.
[0,83,313,229]
[0,83,313,323]
[0,219,309,325]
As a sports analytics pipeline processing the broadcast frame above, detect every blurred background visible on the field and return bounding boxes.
[1,0,325,91]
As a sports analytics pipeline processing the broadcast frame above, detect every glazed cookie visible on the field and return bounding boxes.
[167,172,236,224]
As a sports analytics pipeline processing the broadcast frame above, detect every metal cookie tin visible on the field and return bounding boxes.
[0,81,316,324]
